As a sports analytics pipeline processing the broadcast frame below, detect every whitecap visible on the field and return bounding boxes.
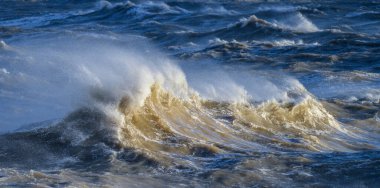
[0,68,9,75]
[274,12,320,33]
[0,40,12,50]
[272,39,319,47]
[238,15,274,28]
[96,0,135,10]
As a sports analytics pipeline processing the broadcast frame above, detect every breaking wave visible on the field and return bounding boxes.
[1,35,377,172]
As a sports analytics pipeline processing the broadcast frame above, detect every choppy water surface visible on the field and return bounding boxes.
[0,0,379,187]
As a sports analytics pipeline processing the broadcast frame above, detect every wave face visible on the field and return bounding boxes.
[1,0,380,187]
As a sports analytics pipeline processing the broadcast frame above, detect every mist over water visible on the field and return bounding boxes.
[0,0,379,187]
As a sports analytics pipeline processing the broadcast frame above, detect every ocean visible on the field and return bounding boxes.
[0,0,379,187]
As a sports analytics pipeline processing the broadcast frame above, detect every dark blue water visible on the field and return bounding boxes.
[0,0,379,187]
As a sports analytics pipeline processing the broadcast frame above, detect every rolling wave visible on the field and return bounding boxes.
[1,35,377,171]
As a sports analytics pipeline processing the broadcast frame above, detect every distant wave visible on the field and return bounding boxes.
[236,13,319,33]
